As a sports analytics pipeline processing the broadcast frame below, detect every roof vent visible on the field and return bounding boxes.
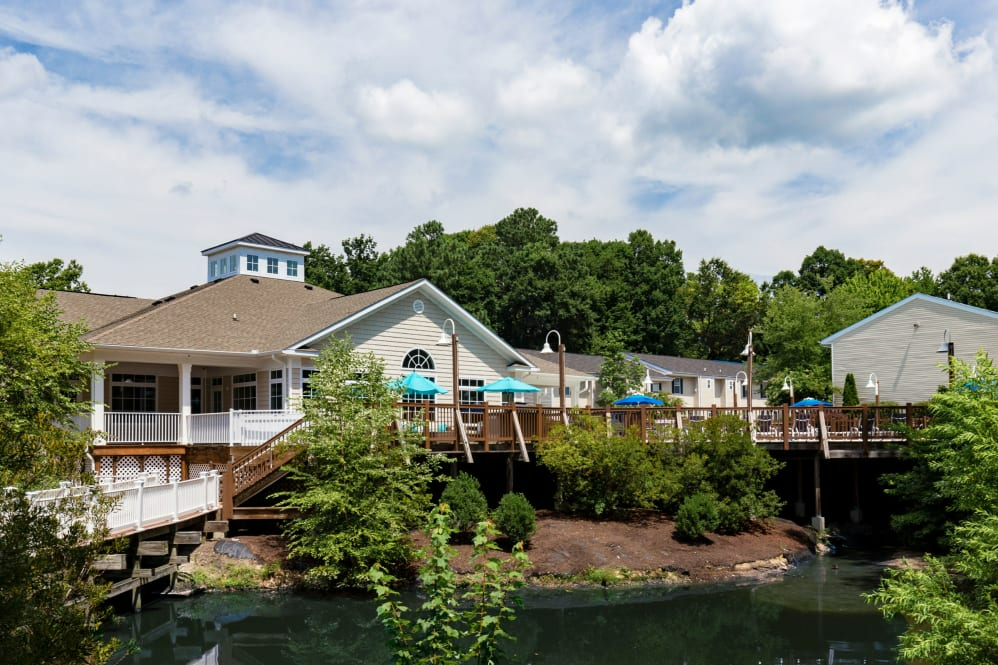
[250,278,260,284]
[304,284,313,290]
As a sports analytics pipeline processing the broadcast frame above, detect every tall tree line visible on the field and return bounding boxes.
[304,209,992,402]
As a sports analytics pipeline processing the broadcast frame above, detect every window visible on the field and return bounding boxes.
[459,378,485,405]
[270,369,283,410]
[741,383,748,399]
[209,261,218,278]
[302,369,317,398]
[110,374,156,412]
[671,378,684,395]
[402,349,435,371]
[247,255,259,271]
[403,376,440,404]
[211,377,223,412]
[229,255,238,273]
[287,260,298,277]
[267,257,279,274]
[232,373,256,410]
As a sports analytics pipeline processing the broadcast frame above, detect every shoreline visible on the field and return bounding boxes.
[176,515,818,595]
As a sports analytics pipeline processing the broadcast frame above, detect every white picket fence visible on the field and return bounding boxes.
[26,471,221,537]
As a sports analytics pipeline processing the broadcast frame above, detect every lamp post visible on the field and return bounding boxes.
[541,330,566,422]
[437,319,459,409]
[781,375,795,406]
[741,331,754,417]
[865,373,880,408]
[937,329,955,386]
[734,371,748,409]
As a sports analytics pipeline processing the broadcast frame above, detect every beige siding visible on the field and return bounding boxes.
[332,296,516,405]
[829,299,998,404]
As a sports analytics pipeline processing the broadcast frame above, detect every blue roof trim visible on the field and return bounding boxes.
[820,293,998,346]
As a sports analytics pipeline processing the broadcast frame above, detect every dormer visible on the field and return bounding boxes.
[201,233,308,283]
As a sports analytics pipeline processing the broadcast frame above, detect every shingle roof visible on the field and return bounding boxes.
[201,233,307,256]
[515,349,602,378]
[630,353,744,379]
[632,353,743,378]
[75,276,414,353]
[47,291,155,332]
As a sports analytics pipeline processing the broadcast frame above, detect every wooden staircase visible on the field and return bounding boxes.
[227,419,306,511]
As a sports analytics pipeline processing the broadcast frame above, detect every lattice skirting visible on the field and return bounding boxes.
[95,454,185,484]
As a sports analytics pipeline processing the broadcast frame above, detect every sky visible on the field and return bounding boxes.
[1,0,997,298]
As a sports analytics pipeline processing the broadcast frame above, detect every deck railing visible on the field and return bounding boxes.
[26,471,221,538]
[95,403,930,450]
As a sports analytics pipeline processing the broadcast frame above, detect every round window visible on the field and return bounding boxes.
[413,299,425,314]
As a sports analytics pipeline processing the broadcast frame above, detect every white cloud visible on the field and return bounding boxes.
[617,0,991,147]
[0,0,997,300]
[498,59,596,116]
[357,79,476,146]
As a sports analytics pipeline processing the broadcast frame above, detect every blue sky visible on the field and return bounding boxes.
[1,0,997,297]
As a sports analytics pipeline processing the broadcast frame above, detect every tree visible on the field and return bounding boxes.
[594,333,646,406]
[794,246,864,297]
[870,353,998,662]
[0,264,99,485]
[681,258,762,360]
[278,337,442,588]
[303,241,350,293]
[26,258,90,292]
[0,261,115,664]
[369,503,530,665]
[342,234,388,293]
[936,253,998,310]
[842,373,859,406]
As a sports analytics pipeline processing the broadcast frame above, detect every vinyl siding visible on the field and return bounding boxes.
[829,299,998,404]
[329,295,516,405]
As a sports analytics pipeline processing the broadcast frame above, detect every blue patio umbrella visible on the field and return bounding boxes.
[478,376,542,393]
[791,397,832,407]
[613,393,665,406]
[389,371,447,396]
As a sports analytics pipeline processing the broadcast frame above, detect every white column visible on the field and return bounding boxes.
[91,372,106,444]
[179,363,192,444]
[284,357,293,411]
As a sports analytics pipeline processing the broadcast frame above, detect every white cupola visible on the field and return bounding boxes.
[201,233,308,283]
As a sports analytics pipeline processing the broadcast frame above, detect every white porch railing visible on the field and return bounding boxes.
[104,412,181,444]
[26,471,222,537]
[100,410,302,445]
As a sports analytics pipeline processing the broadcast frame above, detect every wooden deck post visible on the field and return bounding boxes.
[812,454,825,531]
[222,465,234,521]
[782,405,790,450]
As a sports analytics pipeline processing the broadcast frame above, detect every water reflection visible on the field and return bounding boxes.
[106,553,903,665]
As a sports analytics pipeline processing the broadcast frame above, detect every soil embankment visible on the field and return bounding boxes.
[180,512,814,590]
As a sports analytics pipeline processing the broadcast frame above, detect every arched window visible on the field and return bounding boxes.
[402,348,435,371]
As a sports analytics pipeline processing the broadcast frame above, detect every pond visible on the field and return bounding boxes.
[106,550,904,664]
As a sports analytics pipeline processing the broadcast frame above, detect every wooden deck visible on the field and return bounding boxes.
[397,403,928,459]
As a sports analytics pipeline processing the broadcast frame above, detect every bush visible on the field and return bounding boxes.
[440,472,488,534]
[538,416,671,516]
[843,373,859,406]
[666,415,783,533]
[674,493,721,541]
[493,493,537,544]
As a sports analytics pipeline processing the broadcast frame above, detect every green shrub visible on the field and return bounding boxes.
[493,493,537,544]
[538,416,671,515]
[674,493,721,541]
[666,415,783,533]
[843,373,859,406]
[440,472,488,534]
